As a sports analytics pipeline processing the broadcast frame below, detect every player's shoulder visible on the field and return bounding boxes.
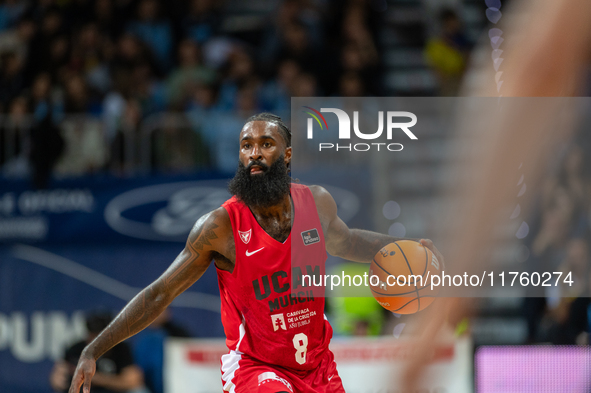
[202,206,232,230]
[206,206,231,223]
[187,207,232,244]
[307,184,333,200]
[307,185,337,216]
[307,184,329,198]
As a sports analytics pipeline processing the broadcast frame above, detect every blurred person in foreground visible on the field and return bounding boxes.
[50,311,147,393]
[68,112,443,393]
[402,0,591,389]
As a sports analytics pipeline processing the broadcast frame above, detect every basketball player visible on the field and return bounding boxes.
[68,112,443,393]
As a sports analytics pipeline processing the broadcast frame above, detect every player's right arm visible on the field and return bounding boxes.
[69,207,232,393]
[311,185,444,265]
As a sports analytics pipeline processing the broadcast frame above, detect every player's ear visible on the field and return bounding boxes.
[284,146,292,169]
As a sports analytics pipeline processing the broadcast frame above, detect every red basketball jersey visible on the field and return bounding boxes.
[218,183,332,375]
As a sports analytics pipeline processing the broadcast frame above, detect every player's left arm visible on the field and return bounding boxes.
[311,185,444,265]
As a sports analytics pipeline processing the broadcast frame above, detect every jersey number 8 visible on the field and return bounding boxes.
[292,333,308,365]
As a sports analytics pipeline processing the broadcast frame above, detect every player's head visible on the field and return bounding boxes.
[228,113,292,208]
[245,112,291,147]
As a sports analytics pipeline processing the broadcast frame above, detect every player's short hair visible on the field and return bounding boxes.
[246,112,291,147]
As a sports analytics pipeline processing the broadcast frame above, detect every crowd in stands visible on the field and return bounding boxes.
[0,0,384,185]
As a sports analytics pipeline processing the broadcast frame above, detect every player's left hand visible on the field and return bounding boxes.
[419,239,445,270]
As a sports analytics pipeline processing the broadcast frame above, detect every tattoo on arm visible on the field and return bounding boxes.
[84,220,220,360]
[339,229,415,263]
[320,185,415,263]
[166,223,218,286]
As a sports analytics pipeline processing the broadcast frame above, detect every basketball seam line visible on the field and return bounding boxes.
[389,296,418,312]
[370,283,431,297]
[372,257,394,277]
[395,242,420,312]
[386,295,439,313]
[421,245,428,278]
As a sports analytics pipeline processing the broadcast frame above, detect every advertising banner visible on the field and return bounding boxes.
[164,337,472,393]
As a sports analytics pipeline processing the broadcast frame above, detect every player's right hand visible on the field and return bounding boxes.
[68,354,96,393]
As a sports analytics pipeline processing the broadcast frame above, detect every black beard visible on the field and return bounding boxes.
[228,154,291,208]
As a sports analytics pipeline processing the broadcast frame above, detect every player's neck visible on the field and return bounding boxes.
[248,193,292,222]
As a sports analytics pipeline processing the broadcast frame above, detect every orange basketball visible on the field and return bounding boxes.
[369,240,441,314]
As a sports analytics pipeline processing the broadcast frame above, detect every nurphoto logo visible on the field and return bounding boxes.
[303,106,418,152]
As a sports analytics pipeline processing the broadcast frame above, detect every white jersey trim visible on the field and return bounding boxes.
[221,318,246,392]
[221,350,242,392]
[236,317,246,351]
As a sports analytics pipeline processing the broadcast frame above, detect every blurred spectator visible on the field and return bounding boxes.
[46,35,70,84]
[339,4,379,94]
[49,311,148,393]
[554,145,591,212]
[259,59,299,112]
[109,98,141,175]
[27,8,65,85]
[341,5,378,64]
[0,95,30,172]
[28,72,64,189]
[153,112,211,173]
[291,72,317,97]
[180,0,221,44]
[93,0,124,40]
[69,22,111,94]
[127,0,173,73]
[166,39,215,108]
[102,70,133,143]
[111,34,156,77]
[187,82,219,113]
[424,8,470,96]
[128,63,166,115]
[260,0,323,74]
[0,0,28,31]
[0,51,24,107]
[133,308,190,393]
[217,47,259,111]
[339,72,365,97]
[274,21,322,78]
[63,73,102,114]
[55,73,106,175]
[557,238,589,297]
[63,0,94,31]
[540,239,590,344]
[54,118,108,177]
[530,186,574,263]
[0,17,35,69]
[200,85,257,173]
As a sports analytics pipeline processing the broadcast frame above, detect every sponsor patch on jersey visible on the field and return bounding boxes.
[239,229,251,244]
[301,229,320,246]
[271,313,286,331]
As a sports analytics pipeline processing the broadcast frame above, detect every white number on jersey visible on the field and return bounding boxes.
[292,333,308,365]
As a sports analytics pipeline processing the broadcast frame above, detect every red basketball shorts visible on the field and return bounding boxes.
[220,348,345,393]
